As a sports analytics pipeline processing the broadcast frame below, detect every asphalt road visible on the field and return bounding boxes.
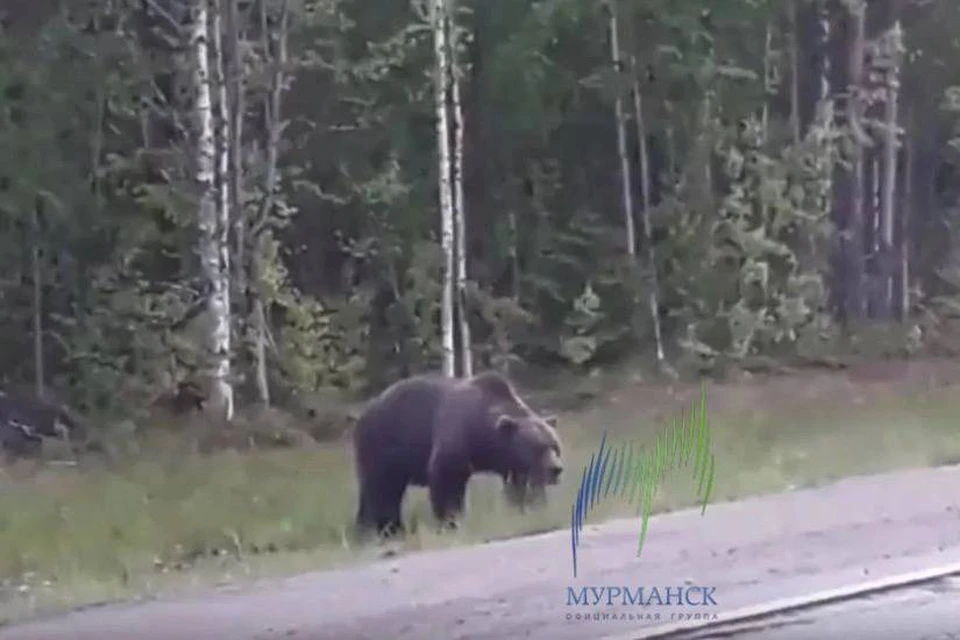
[2,464,960,640]
[665,575,960,640]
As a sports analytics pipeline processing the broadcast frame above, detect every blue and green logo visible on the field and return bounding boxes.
[570,381,716,577]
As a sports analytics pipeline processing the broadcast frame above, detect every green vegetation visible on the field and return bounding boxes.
[0,0,958,423]
[3,0,960,626]
[3,363,960,624]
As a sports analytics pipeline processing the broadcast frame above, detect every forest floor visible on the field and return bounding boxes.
[1,356,960,625]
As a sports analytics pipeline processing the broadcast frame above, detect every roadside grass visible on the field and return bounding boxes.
[2,366,960,624]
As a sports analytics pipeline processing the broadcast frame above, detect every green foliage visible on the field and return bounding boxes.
[673,110,834,370]
[0,0,957,428]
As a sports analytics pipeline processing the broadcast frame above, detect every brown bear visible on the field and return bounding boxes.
[352,370,564,536]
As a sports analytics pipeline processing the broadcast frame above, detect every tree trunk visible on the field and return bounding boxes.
[878,19,902,318]
[864,153,879,316]
[212,0,234,378]
[844,0,867,322]
[818,0,832,113]
[431,0,457,378]
[814,0,834,237]
[789,0,802,145]
[226,0,246,324]
[897,111,911,320]
[509,209,520,301]
[826,0,852,320]
[631,67,665,366]
[30,202,44,399]
[664,104,677,186]
[795,0,825,136]
[192,0,234,421]
[449,8,472,378]
[607,1,637,258]
[761,19,773,140]
[251,0,290,407]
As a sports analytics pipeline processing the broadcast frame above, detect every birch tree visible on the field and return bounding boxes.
[608,2,663,365]
[899,107,912,320]
[449,4,472,378]
[431,0,457,378]
[878,18,902,317]
[212,0,234,371]
[761,19,773,139]
[31,201,43,399]
[838,0,867,322]
[251,0,291,406]
[630,62,665,367]
[789,0,801,144]
[812,0,834,264]
[849,0,868,320]
[866,151,880,314]
[191,0,234,421]
[226,0,246,324]
[607,1,637,259]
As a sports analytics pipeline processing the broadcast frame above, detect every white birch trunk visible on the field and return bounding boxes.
[631,69,665,365]
[607,1,637,257]
[226,0,246,321]
[847,0,867,319]
[431,0,457,378]
[509,209,520,300]
[789,0,801,144]
[192,0,234,421]
[900,109,911,321]
[872,156,880,259]
[252,0,290,406]
[449,8,472,378]
[818,0,831,107]
[761,20,772,139]
[700,92,714,193]
[816,0,834,225]
[213,0,233,371]
[31,205,44,399]
[665,106,676,182]
[879,19,902,316]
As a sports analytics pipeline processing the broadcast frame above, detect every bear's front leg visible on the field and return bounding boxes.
[428,462,469,530]
[503,472,529,511]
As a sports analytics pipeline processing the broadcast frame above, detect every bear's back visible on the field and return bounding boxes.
[353,374,459,481]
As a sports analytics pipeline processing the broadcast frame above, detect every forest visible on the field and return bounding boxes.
[1,0,959,434]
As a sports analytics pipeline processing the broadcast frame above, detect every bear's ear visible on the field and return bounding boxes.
[496,415,520,437]
[542,414,558,428]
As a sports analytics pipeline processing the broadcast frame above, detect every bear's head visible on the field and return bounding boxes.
[495,413,564,486]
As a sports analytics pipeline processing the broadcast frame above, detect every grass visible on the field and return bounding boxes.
[2,362,960,625]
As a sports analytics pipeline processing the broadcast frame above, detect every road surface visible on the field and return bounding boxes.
[650,574,960,639]
[2,464,960,640]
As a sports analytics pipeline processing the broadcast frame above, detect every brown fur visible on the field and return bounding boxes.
[352,371,563,536]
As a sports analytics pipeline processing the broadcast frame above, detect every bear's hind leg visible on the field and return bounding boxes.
[378,487,406,538]
[356,471,408,539]
[354,481,379,540]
